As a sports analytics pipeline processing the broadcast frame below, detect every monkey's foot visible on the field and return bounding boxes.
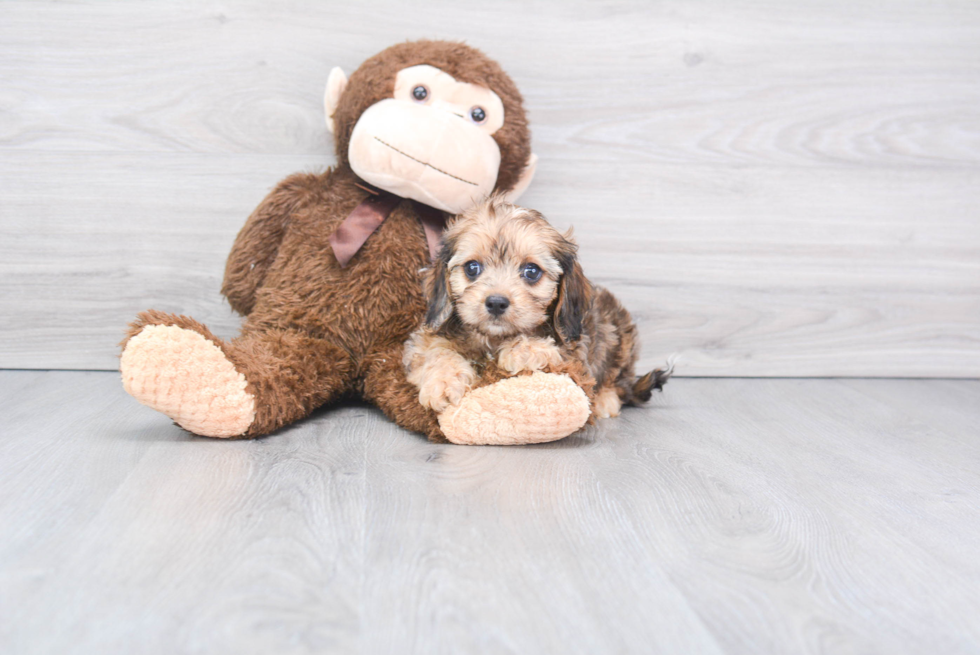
[438,371,590,446]
[121,324,255,438]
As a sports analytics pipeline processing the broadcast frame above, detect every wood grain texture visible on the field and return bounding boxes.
[1,0,979,375]
[2,371,979,654]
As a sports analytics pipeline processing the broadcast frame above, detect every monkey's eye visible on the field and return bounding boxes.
[412,85,428,102]
[464,260,482,280]
[470,106,487,123]
[521,263,542,283]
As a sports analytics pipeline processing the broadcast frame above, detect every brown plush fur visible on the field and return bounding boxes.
[405,198,670,420]
[124,41,537,441]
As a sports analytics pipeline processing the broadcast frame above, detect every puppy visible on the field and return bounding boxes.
[403,197,671,419]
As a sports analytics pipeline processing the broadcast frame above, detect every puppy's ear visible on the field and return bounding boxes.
[551,235,591,344]
[423,238,455,330]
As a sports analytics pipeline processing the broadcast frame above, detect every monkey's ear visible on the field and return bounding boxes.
[423,250,454,331]
[551,241,591,345]
[324,67,348,135]
[503,153,537,204]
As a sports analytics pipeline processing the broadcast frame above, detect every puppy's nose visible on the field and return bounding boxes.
[485,295,510,316]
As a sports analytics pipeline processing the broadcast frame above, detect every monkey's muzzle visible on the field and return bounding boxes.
[348,99,501,214]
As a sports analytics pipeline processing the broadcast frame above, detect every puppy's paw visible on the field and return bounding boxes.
[498,336,563,375]
[594,386,623,419]
[418,361,477,412]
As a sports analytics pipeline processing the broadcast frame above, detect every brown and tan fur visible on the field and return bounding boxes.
[121,41,540,442]
[405,198,671,420]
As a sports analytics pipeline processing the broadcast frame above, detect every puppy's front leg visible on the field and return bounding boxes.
[403,331,477,412]
[497,335,563,375]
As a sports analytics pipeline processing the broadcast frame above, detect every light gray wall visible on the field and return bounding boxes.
[1,0,978,376]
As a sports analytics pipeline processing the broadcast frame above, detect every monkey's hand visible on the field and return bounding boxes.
[497,336,563,375]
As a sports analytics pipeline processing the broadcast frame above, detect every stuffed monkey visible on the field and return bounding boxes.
[120,40,592,445]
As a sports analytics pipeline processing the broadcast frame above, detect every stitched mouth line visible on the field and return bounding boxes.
[373,137,479,186]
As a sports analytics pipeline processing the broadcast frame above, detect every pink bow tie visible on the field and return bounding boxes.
[329,189,447,268]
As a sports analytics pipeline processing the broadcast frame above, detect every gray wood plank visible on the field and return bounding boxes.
[0,152,324,366]
[2,371,980,653]
[358,407,727,654]
[1,152,977,375]
[631,379,980,653]
[2,1,979,166]
[1,0,979,376]
[0,371,368,654]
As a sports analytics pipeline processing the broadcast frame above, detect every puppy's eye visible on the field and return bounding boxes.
[412,85,428,102]
[521,263,542,283]
[464,260,482,280]
[470,106,486,123]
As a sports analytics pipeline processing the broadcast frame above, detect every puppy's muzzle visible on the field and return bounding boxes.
[485,295,510,317]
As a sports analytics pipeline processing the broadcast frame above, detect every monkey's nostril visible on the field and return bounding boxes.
[485,295,510,316]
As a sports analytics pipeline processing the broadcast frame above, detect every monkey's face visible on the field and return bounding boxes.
[444,204,566,338]
[326,42,536,212]
[347,65,505,214]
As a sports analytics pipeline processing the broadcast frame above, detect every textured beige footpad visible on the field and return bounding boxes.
[120,325,255,438]
[439,371,590,446]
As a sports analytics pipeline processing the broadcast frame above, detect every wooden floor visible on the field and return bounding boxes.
[2,371,978,654]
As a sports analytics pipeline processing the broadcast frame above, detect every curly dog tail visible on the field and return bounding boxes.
[630,360,675,404]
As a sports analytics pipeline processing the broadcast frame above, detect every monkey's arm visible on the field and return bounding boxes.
[403,330,476,413]
[221,171,326,315]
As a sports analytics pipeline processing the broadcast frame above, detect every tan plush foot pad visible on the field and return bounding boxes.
[438,371,590,446]
[120,325,255,438]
